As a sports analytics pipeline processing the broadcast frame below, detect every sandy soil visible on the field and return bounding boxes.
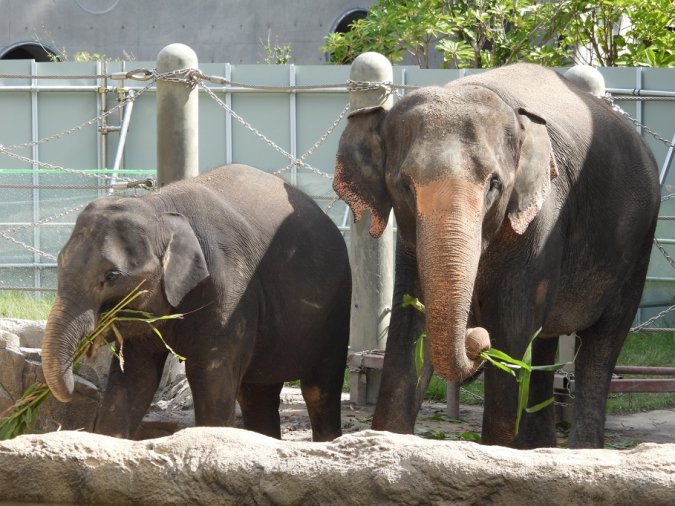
[278,387,675,448]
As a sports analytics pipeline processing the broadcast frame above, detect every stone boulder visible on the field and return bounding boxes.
[0,428,673,505]
[0,318,46,348]
[0,321,105,433]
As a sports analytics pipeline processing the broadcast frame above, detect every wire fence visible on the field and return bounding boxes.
[1,65,675,336]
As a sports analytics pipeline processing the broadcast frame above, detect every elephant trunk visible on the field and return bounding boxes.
[416,180,491,382]
[41,295,96,402]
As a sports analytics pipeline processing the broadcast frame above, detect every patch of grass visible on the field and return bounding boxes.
[607,331,675,414]
[424,375,485,405]
[0,292,55,320]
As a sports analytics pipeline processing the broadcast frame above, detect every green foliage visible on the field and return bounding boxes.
[404,295,572,435]
[321,0,675,68]
[0,291,55,320]
[569,0,675,67]
[259,30,292,65]
[32,27,135,62]
[402,295,427,383]
[322,0,574,68]
[322,1,451,67]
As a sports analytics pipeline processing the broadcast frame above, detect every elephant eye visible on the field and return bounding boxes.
[103,269,122,284]
[400,177,414,195]
[489,176,502,192]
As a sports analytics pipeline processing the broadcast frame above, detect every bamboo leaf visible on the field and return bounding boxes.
[146,322,186,361]
[525,397,555,413]
[415,333,426,386]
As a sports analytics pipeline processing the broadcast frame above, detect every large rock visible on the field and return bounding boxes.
[0,328,102,432]
[0,318,46,348]
[0,429,673,505]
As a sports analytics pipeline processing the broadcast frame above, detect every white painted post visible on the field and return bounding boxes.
[156,43,199,185]
[348,52,395,405]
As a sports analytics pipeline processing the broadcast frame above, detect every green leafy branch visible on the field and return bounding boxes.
[403,295,574,436]
[0,281,184,440]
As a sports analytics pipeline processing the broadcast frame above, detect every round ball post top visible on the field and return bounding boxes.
[350,52,394,111]
[157,43,198,73]
[564,65,606,96]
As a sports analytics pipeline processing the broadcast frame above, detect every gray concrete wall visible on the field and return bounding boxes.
[0,0,376,64]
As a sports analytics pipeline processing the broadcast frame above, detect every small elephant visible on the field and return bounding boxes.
[334,63,660,449]
[42,164,351,442]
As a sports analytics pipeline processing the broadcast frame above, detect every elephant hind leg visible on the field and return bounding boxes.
[300,363,346,442]
[569,263,652,448]
[237,381,283,439]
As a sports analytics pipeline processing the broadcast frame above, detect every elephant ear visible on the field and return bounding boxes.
[158,213,209,307]
[333,106,392,238]
[507,107,559,235]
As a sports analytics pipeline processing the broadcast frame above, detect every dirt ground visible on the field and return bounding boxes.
[278,387,675,448]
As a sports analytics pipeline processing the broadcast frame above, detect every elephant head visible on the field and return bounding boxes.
[41,198,209,402]
[334,83,558,382]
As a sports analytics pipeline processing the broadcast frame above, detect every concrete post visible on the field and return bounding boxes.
[156,43,199,185]
[348,52,395,405]
[564,65,606,96]
[446,381,461,419]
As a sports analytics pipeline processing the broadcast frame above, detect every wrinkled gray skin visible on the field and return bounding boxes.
[334,63,660,449]
[42,164,351,442]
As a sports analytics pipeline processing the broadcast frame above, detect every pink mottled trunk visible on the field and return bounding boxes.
[416,179,491,382]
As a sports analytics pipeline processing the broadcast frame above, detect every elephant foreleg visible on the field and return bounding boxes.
[515,335,559,448]
[372,240,432,433]
[186,348,243,428]
[95,341,168,439]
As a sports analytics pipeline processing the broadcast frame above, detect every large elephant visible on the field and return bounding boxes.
[334,63,660,449]
[42,164,351,442]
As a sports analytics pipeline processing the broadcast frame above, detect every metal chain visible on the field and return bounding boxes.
[631,303,675,333]
[0,184,115,190]
[653,238,675,270]
[602,94,675,149]
[274,103,350,178]
[0,231,56,261]
[0,67,422,93]
[0,178,155,191]
[0,149,114,181]
[661,193,675,202]
[199,81,335,180]
[460,387,484,402]
[323,195,341,214]
[0,80,154,184]
[609,96,675,102]
[2,80,155,152]
[0,73,110,80]
[0,204,87,236]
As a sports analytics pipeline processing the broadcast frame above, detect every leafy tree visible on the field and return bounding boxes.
[321,0,675,68]
[569,0,675,67]
[322,0,454,68]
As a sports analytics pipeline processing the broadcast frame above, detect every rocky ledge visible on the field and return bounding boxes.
[0,428,674,505]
